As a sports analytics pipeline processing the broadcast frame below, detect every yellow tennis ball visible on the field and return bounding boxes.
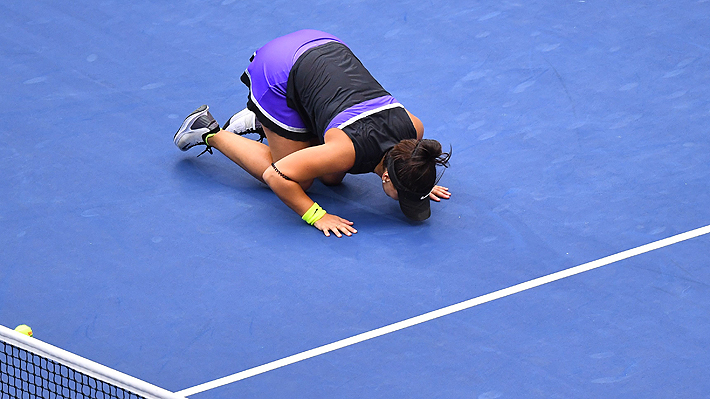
[15,324,33,337]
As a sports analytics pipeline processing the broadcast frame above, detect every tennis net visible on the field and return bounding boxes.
[0,325,186,399]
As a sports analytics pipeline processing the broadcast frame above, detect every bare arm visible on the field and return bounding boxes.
[406,110,425,140]
[405,110,452,202]
[262,129,358,237]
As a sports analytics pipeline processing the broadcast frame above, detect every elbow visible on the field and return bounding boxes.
[262,165,314,191]
[262,166,277,188]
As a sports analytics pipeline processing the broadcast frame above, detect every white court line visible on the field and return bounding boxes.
[177,224,710,397]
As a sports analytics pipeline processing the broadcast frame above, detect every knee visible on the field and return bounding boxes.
[319,172,345,186]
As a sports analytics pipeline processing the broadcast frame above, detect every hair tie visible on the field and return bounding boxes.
[412,139,423,157]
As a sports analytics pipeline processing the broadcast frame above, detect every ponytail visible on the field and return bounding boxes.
[411,139,451,168]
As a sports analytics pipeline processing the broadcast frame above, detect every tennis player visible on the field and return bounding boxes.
[174,29,451,237]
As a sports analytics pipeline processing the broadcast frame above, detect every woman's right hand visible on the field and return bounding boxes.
[313,213,357,237]
[429,185,451,201]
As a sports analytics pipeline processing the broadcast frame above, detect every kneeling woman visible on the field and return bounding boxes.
[174,30,451,237]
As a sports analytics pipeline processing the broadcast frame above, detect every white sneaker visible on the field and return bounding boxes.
[173,105,221,154]
[223,108,265,142]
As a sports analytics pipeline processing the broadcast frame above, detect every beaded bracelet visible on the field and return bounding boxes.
[271,163,294,181]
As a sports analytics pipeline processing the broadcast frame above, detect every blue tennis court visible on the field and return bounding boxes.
[2,0,709,398]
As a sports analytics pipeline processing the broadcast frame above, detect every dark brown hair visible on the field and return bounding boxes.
[384,139,451,195]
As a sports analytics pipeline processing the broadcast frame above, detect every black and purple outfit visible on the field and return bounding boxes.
[240,29,417,174]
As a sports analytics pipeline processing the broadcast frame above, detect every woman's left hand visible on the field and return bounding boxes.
[429,185,451,202]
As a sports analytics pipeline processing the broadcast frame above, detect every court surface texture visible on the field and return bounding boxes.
[1,1,709,398]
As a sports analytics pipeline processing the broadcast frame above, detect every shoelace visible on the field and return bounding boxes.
[195,127,265,157]
[236,128,266,143]
[196,146,213,157]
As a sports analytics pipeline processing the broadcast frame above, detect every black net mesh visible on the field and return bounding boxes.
[1,341,146,399]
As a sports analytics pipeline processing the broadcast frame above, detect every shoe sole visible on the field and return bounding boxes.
[174,105,210,151]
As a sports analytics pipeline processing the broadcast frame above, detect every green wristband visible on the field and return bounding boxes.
[204,132,218,146]
[302,202,327,225]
